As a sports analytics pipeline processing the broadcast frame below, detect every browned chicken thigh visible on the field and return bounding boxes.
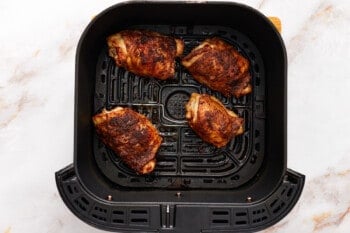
[93,107,162,174]
[107,30,184,80]
[182,38,251,98]
[186,93,244,148]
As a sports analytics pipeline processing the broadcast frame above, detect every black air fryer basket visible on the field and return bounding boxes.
[56,2,305,232]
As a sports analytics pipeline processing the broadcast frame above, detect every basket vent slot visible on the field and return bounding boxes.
[233,211,249,226]
[92,214,106,222]
[67,185,73,194]
[213,210,229,215]
[268,196,287,215]
[252,216,268,223]
[235,212,247,217]
[287,187,294,197]
[270,199,278,208]
[131,209,148,214]
[251,207,269,224]
[281,188,286,195]
[101,74,106,83]
[235,220,247,225]
[129,208,150,226]
[66,184,80,196]
[213,219,229,223]
[90,205,108,222]
[73,196,90,212]
[112,219,124,224]
[211,209,231,227]
[111,208,126,225]
[272,202,286,214]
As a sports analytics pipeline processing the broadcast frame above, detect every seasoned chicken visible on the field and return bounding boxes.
[107,30,184,80]
[182,38,252,98]
[93,107,162,174]
[185,93,244,148]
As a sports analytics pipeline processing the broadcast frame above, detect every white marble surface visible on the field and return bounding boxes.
[0,0,349,232]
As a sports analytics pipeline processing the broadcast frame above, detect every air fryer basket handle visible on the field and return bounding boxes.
[56,165,304,233]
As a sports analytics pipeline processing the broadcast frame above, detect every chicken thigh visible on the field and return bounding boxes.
[182,38,251,98]
[93,107,162,174]
[107,30,184,80]
[185,93,244,148]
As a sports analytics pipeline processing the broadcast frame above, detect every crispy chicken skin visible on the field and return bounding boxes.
[93,107,162,174]
[107,30,184,80]
[182,38,252,98]
[186,93,244,148]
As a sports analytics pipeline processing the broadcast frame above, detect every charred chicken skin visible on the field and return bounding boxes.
[185,93,244,148]
[182,38,252,98]
[93,107,162,174]
[107,30,184,80]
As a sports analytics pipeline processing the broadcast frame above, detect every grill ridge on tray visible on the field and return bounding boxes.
[93,25,266,189]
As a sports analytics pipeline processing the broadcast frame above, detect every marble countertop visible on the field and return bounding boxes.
[1,0,349,232]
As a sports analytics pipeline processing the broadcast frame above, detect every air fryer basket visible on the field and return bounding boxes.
[56,2,305,232]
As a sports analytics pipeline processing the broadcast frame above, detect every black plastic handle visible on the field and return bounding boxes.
[56,165,304,233]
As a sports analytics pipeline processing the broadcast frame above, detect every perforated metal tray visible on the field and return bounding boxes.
[94,25,265,189]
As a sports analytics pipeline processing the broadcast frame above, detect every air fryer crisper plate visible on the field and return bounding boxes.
[94,25,265,189]
[56,2,305,232]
